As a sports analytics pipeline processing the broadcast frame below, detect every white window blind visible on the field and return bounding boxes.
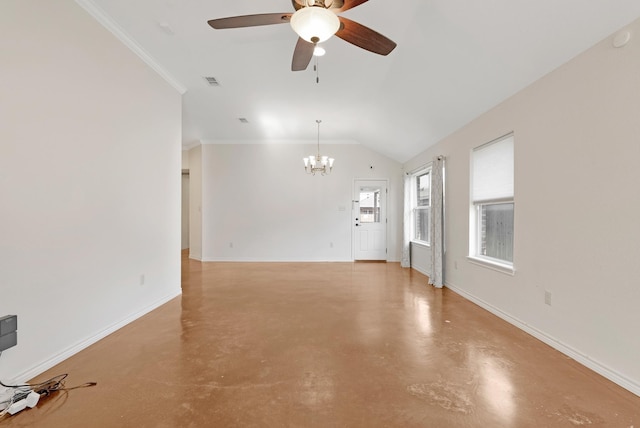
[472,135,514,203]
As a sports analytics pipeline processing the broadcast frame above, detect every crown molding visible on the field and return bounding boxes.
[199,139,361,145]
[75,0,187,95]
[182,140,202,151]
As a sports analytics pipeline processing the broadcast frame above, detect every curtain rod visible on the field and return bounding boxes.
[404,155,444,175]
[405,163,429,176]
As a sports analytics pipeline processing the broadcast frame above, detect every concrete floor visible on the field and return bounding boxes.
[1,254,639,427]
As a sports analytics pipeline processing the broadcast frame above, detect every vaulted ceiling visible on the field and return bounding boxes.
[83,0,640,162]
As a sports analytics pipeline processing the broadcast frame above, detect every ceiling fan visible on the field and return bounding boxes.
[207,0,397,71]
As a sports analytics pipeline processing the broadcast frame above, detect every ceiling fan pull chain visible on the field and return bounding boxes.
[315,56,320,84]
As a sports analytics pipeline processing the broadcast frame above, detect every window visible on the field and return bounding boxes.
[411,168,431,244]
[470,134,514,270]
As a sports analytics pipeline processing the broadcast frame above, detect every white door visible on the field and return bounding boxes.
[353,180,387,260]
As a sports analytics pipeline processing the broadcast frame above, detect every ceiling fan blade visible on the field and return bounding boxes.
[208,13,292,29]
[334,0,368,13]
[292,38,315,71]
[335,17,396,55]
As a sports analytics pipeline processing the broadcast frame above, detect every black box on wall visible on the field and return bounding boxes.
[0,315,17,336]
[0,315,18,352]
[0,332,17,352]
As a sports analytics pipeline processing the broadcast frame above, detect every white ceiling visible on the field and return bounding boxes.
[83,0,640,162]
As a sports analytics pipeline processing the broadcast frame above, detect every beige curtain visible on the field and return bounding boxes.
[401,172,411,268]
[428,156,445,288]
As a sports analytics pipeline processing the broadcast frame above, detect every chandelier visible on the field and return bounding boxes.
[303,120,334,175]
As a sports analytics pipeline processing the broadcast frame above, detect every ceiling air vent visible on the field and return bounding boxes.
[203,76,220,87]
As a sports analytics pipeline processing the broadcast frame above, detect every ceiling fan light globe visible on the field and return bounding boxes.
[290,7,340,43]
[313,45,326,57]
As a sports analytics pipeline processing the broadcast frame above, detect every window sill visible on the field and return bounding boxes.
[467,256,515,276]
[411,240,430,249]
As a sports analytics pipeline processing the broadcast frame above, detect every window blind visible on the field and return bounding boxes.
[472,134,514,203]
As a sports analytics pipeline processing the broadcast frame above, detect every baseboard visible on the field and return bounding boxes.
[444,280,640,397]
[13,290,182,384]
[411,264,431,278]
[200,257,355,263]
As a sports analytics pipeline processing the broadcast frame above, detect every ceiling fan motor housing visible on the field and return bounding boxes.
[300,0,333,7]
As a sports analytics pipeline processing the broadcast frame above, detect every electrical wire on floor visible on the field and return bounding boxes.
[0,374,96,417]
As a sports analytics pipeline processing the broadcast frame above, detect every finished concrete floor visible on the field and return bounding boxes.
[1,254,639,427]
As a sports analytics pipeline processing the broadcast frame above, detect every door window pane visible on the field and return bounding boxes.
[360,188,381,223]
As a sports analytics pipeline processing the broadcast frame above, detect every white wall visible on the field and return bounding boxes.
[198,143,402,262]
[404,20,640,395]
[0,0,182,381]
[182,150,190,170]
[410,243,431,277]
[188,146,203,260]
[181,173,190,250]
[182,147,191,250]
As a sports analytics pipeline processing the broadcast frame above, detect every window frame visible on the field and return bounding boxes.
[468,134,515,274]
[411,166,432,246]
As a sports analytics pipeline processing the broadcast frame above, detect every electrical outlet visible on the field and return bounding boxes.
[229,242,233,248]
[6,391,40,415]
[544,290,552,306]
